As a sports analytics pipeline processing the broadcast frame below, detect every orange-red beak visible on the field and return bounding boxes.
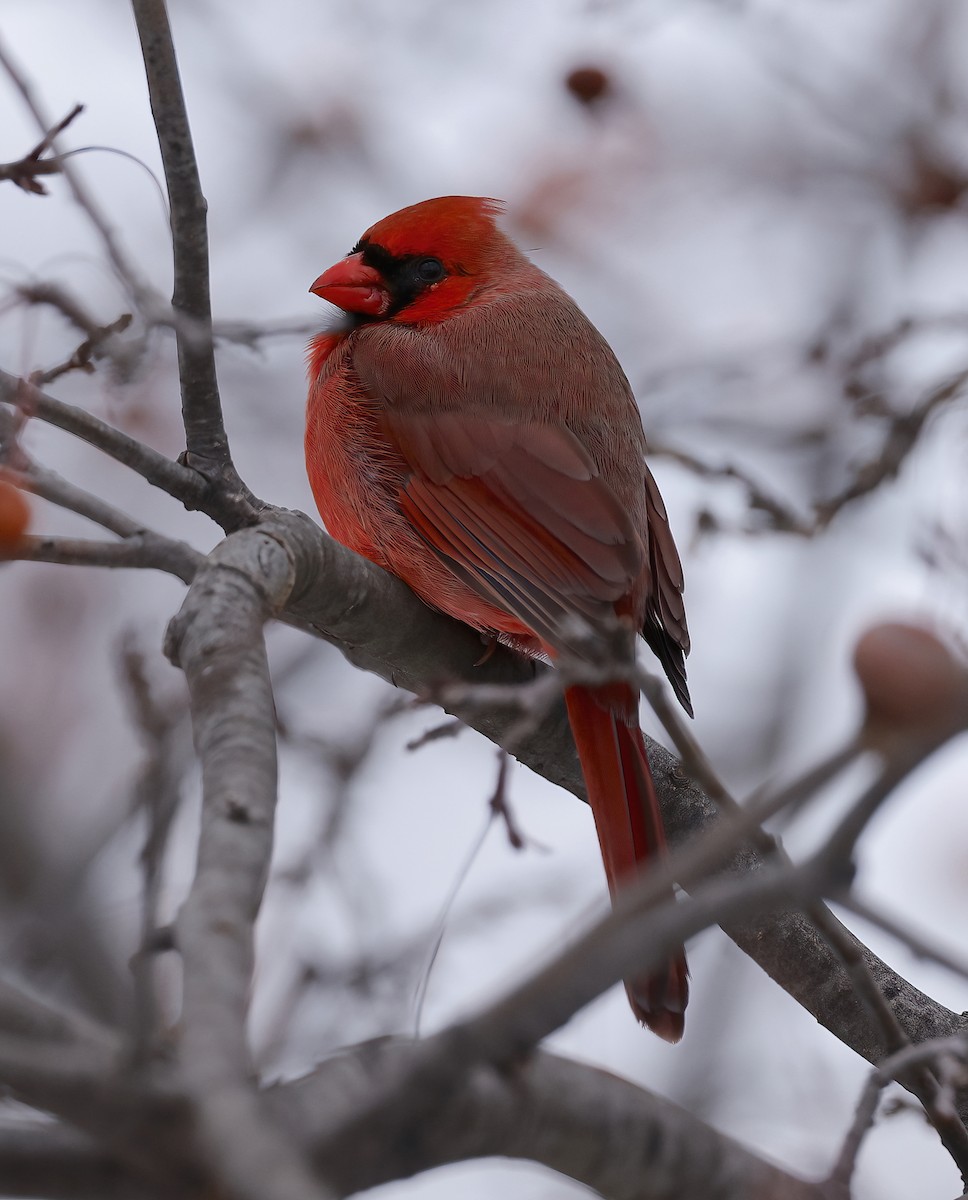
[309,252,390,317]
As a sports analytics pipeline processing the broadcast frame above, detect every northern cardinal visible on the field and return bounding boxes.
[305,196,691,1040]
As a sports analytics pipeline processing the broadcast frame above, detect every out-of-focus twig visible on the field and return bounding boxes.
[653,362,968,537]
[829,1033,968,1194]
[310,776,892,1165]
[0,39,155,308]
[0,371,209,511]
[838,893,968,984]
[0,1122,151,1200]
[13,283,133,378]
[0,103,83,195]
[118,638,186,1064]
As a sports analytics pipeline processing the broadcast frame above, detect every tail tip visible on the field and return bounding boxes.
[627,960,689,1042]
[639,1008,685,1043]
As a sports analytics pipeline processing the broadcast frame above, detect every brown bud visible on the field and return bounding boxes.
[853,622,968,749]
[565,66,611,107]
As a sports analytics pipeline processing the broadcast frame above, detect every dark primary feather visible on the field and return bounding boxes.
[641,465,692,715]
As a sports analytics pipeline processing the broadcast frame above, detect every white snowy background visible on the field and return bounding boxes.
[2,1,968,1197]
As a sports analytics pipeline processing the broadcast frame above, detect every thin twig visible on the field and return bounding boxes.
[0,408,145,537]
[0,371,209,510]
[15,284,136,386]
[812,366,967,528]
[132,0,260,520]
[212,317,318,348]
[118,638,185,1065]
[653,362,967,537]
[829,1034,968,1192]
[838,893,968,984]
[0,103,83,194]
[4,465,139,537]
[0,38,156,307]
[652,442,812,534]
[268,507,968,1118]
[312,801,869,1159]
[827,1071,883,1194]
[844,313,968,378]
[488,750,526,850]
[6,533,201,583]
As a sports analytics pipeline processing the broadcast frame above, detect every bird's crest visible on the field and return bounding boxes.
[359,196,507,274]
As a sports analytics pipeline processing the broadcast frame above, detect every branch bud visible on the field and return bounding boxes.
[853,621,968,751]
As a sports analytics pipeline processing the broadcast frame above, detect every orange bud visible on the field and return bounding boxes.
[0,479,30,547]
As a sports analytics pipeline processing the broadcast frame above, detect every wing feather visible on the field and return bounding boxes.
[349,314,690,704]
[389,412,640,651]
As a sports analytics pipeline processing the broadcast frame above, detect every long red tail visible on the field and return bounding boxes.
[564,683,688,1041]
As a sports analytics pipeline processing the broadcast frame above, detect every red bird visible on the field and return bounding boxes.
[305,196,691,1040]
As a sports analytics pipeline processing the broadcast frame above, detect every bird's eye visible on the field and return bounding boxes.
[415,257,445,283]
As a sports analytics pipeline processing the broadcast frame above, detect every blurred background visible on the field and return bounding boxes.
[2,1,968,1196]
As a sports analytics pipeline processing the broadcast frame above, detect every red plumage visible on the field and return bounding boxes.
[305,196,691,1039]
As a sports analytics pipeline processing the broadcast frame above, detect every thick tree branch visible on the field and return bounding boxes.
[4,494,965,1123]
[0,1124,151,1200]
[164,529,333,1200]
[278,1046,837,1200]
[0,1029,838,1200]
[260,511,968,1117]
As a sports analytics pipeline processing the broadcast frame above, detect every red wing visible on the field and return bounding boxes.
[383,408,646,652]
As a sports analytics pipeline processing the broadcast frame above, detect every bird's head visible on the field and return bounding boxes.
[310,196,511,324]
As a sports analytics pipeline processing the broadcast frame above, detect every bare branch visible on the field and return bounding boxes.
[0,38,156,307]
[268,510,968,1117]
[164,528,332,1200]
[830,1034,968,1194]
[118,638,186,1064]
[0,411,145,537]
[838,893,968,984]
[652,442,813,535]
[0,1123,151,1200]
[131,0,260,520]
[294,724,963,1171]
[638,642,968,1172]
[279,1045,837,1200]
[309,846,849,1175]
[813,367,968,528]
[0,465,139,539]
[212,317,318,349]
[653,362,968,537]
[0,980,839,1200]
[0,371,209,511]
[6,532,200,583]
[0,103,82,195]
